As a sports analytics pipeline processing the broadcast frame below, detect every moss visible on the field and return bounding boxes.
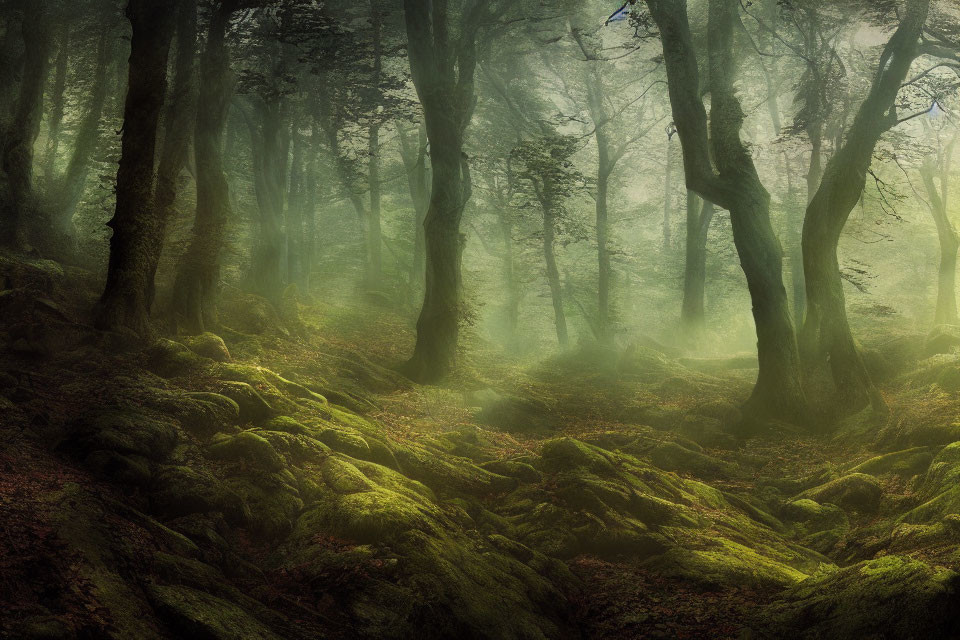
[224,474,303,540]
[643,539,809,589]
[317,427,371,459]
[145,339,209,378]
[797,473,883,513]
[393,443,518,497]
[215,381,275,423]
[850,447,934,478]
[480,460,543,484]
[757,556,960,639]
[295,488,440,544]
[321,456,375,494]
[539,438,616,475]
[255,429,330,463]
[151,465,247,523]
[649,441,738,479]
[179,332,231,362]
[147,584,284,640]
[262,415,307,435]
[206,431,285,472]
[67,410,180,462]
[176,392,241,438]
[84,450,152,486]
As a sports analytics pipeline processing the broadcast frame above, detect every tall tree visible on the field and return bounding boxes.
[644,0,810,423]
[172,0,238,333]
[401,0,505,382]
[799,0,931,414]
[920,129,958,325]
[680,191,715,339]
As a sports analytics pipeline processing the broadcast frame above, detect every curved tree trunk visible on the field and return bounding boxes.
[0,0,50,250]
[95,0,176,335]
[172,0,235,334]
[646,0,809,424]
[799,0,929,415]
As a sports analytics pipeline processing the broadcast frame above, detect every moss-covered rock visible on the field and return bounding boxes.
[206,431,285,472]
[393,444,518,497]
[147,584,284,640]
[318,427,371,459]
[797,473,882,513]
[151,465,247,523]
[224,473,304,540]
[643,541,808,589]
[756,556,960,639]
[84,450,152,486]
[480,460,543,484]
[66,410,180,462]
[179,332,231,362]
[216,381,275,423]
[176,392,241,438]
[145,339,209,378]
[540,438,616,475]
[649,441,738,479]
[850,447,933,478]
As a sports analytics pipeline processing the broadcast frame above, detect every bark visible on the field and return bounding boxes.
[43,23,69,188]
[367,121,383,289]
[172,0,236,334]
[920,134,958,325]
[799,0,929,415]
[662,131,673,248]
[95,0,176,335]
[286,127,306,290]
[543,197,569,348]
[783,153,805,329]
[401,0,488,382]
[398,122,429,303]
[0,0,51,249]
[645,0,809,423]
[46,28,112,253]
[680,190,714,339]
[146,0,197,310]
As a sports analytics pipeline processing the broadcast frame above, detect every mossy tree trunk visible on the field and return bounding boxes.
[680,191,714,341]
[0,0,50,250]
[645,0,810,424]
[146,0,197,311]
[95,0,176,336]
[401,0,495,382]
[172,0,237,334]
[541,186,569,348]
[799,0,929,415]
[398,121,430,305]
[920,132,958,325]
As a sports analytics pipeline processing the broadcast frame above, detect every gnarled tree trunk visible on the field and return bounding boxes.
[680,191,714,340]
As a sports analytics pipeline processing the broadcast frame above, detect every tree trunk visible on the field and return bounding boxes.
[543,202,569,348]
[399,121,429,304]
[172,0,235,334]
[43,23,69,188]
[401,0,487,382]
[0,0,50,250]
[95,0,176,335]
[680,190,714,340]
[367,121,383,290]
[596,165,612,344]
[662,131,673,249]
[920,137,958,325]
[286,128,306,290]
[646,0,809,423]
[46,28,112,255]
[146,0,197,311]
[246,98,287,303]
[799,0,929,415]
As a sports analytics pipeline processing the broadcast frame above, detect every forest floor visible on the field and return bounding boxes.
[3,252,960,639]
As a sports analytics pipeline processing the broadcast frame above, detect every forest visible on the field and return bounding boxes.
[2,0,960,637]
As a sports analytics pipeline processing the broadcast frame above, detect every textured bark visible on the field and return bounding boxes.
[172,0,236,334]
[366,0,384,290]
[783,153,805,329]
[398,122,429,303]
[0,0,50,249]
[95,0,176,335]
[680,191,714,339]
[286,128,306,290]
[46,28,112,253]
[646,0,808,423]
[663,132,673,249]
[920,134,958,325]
[543,200,569,348]
[146,0,197,310]
[799,0,929,415]
[401,0,488,382]
[43,23,69,188]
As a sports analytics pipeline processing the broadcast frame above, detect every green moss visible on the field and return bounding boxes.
[318,427,371,459]
[206,431,285,472]
[179,332,231,362]
[145,339,209,378]
[215,381,275,423]
[650,441,738,479]
[255,429,331,463]
[262,415,307,435]
[393,443,517,497]
[797,473,883,513]
[850,447,933,478]
[69,410,179,462]
[321,456,375,494]
[147,584,284,640]
[539,438,616,475]
[295,488,440,544]
[643,539,809,589]
[757,556,960,639]
[151,465,247,523]
[480,460,543,484]
[176,392,241,438]
[224,474,303,540]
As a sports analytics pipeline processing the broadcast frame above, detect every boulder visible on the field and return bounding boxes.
[797,473,883,513]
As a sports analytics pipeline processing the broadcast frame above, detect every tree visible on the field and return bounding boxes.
[95,0,177,335]
[644,0,810,424]
[401,0,506,382]
[919,127,958,325]
[799,0,931,415]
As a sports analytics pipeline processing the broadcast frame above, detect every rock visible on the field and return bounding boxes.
[539,438,616,475]
[206,432,285,472]
[756,556,960,639]
[147,584,284,640]
[85,450,152,486]
[145,338,210,378]
[472,389,553,434]
[924,325,960,357]
[66,410,180,462]
[393,444,518,497]
[650,441,737,479]
[176,392,241,438]
[480,460,543,484]
[179,333,231,362]
[850,447,933,478]
[216,381,275,423]
[262,415,308,435]
[151,465,246,523]
[224,473,303,540]
[220,293,283,336]
[797,473,882,513]
[318,427,371,459]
